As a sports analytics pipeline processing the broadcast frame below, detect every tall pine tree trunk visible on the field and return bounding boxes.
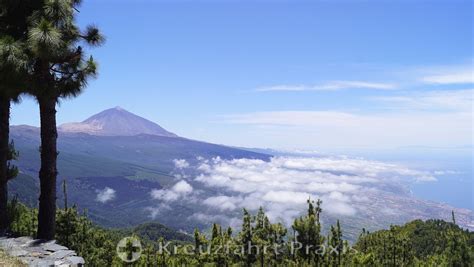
[37,96,58,240]
[0,97,10,233]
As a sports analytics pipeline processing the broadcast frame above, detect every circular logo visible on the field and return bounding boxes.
[116,236,142,263]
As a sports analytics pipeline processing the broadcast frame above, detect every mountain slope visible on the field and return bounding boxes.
[11,127,270,178]
[9,108,271,228]
[59,107,178,137]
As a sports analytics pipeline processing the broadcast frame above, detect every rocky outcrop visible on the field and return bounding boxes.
[0,237,84,266]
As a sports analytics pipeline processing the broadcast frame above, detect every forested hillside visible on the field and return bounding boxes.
[354,218,473,266]
[5,198,472,266]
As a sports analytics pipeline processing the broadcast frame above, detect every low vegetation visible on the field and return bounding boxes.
[5,196,473,266]
[0,249,26,267]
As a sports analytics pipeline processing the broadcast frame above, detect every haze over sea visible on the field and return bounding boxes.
[325,146,473,210]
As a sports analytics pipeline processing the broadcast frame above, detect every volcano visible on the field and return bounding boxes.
[58,106,178,137]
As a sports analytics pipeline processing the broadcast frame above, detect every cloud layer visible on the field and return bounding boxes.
[149,156,439,227]
[421,70,474,84]
[222,88,473,149]
[256,81,396,92]
[373,89,473,111]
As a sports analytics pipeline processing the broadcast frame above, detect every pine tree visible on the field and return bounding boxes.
[292,199,325,266]
[269,221,287,265]
[253,207,270,267]
[239,208,257,267]
[193,228,207,266]
[444,228,471,266]
[0,2,31,231]
[24,0,104,240]
[328,220,343,267]
[211,223,228,266]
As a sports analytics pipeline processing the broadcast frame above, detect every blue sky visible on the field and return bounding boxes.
[11,0,473,150]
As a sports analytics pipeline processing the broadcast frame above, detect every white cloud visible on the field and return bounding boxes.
[144,156,474,231]
[96,187,116,203]
[150,180,193,202]
[323,201,357,216]
[433,170,462,176]
[220,87,474,149]
[326,191,351,202]
[421,71,473,84]
[189,212,242,229]
[203,196,241,211]
[256,81,396,92]
[261,191,313,204]
[373,89,473,112]
[191,156,437,221]
[173,180,193,193]
[173,159,190,169]
[222,109,472,148]
[146,204,171,219]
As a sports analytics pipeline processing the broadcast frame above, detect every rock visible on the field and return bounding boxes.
[0,238,15,248]
[0,236,85,267]
[9,248,29,257]
[64,256,85,266]
[42,242,69,252]
[27,246,49,254]
[29,258,56,267]
[25,239,45,247]
[46,249,76,259]
[14,237,33,244]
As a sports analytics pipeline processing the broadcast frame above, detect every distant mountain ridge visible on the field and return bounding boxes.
[58,107,178,137]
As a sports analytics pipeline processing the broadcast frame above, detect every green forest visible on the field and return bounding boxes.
[6,192,474,266]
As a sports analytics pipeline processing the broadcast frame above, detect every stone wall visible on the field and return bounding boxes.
[0,236,84,266]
